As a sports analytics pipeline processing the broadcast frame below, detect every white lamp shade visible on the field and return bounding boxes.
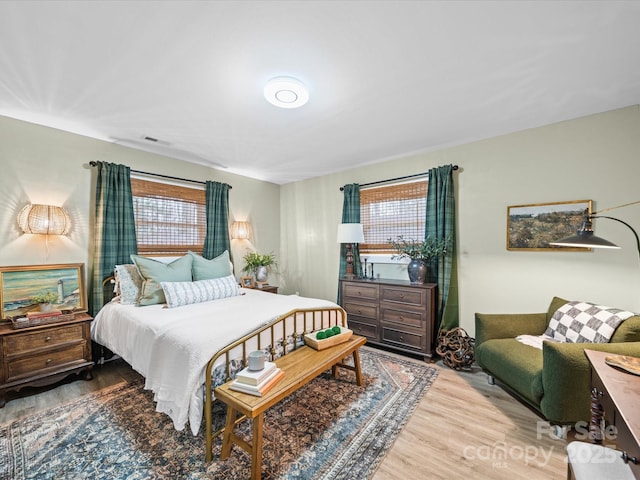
[337,223,364,243]
[231,221,251,239]
[17,204,71,235]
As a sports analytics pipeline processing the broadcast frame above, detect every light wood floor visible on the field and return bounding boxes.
[0,351,569,479]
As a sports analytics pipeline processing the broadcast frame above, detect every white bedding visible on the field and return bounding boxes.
[91,288,340,435]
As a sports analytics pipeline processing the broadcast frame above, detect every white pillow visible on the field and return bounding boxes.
[161,275,241,308]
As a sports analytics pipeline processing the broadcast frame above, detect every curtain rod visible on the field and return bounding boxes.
[339,165,458,191]
[88,161,232,188]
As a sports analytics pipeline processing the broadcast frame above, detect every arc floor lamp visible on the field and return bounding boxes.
[549,200,640,262]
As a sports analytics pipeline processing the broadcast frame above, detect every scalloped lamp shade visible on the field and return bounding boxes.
[231,221,251,240]
[17,204,71,235]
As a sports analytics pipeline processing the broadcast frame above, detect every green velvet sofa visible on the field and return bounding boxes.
[475,296,640,425]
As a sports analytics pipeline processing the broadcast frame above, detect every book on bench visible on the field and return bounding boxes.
[230,368,285,397]
[235,362,277,386]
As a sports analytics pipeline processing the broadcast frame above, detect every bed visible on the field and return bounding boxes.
[91,280,346,461]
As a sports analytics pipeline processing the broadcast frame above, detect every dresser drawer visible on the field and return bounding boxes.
[348,320,379,341]
[342,282,378,301]
[5,324,85,355]
[343,301,377,320]
[381,325,425,351]
[380,286,426,308]
[614,419,640,477]
[381,307,424,329]
[7,344,86,382]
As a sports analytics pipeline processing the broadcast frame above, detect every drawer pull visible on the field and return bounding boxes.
[399,336,405,341]
[399,294,404,299]
[46,358,52,364]
[357,310,362,314]
[45,336,52,342]
[591,387,604,397]
[621,452,639,465]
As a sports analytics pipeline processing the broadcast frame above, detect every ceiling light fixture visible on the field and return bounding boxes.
[264,77,309,109]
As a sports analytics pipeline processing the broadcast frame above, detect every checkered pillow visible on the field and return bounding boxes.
[545,301,635,343]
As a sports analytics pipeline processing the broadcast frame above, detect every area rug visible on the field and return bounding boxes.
[0,347,438,480]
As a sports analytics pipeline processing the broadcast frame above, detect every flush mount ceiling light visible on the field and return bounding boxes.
[264,77,309,109]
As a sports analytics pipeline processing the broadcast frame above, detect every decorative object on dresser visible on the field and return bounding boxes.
[339,278,437,360]
[0,312,94,407]
[388,235,450,284]
[337,223,364,280]
[0,263,87,320]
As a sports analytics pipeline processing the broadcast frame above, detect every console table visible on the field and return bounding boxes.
[339,278,436,360]
[585,349,640,478]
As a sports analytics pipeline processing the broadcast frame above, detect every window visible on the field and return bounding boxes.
[360,179,427,253]
[131,177,206,255]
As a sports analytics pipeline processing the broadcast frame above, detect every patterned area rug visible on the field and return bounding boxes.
[0,347,438,480]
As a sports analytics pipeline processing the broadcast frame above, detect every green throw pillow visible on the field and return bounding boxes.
[131,254,193,306]
[189,250,232,281]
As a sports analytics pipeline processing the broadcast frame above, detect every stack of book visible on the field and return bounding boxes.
[230,361,284,397]
[27,309,62,320]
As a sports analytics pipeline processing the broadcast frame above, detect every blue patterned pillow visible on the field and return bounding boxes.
[161,275,241,308]
[114,264,143,305]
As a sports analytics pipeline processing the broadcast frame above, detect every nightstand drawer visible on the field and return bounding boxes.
[343,302,377,320]
[380,286,426,308]
[342,283,378,301]
[7,344,86,381]
[6,324,85,355]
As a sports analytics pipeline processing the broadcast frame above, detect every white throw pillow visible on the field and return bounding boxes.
[161,275,241,308]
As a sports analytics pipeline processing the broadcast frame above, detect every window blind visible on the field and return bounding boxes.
[131,178,206,255]
[360,180,427,253]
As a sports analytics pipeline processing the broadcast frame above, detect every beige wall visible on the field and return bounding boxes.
[280,105,640,335]
[0,115,281,288]
[3,106,640,336]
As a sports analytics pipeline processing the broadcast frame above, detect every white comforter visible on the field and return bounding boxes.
[91,288,339,435]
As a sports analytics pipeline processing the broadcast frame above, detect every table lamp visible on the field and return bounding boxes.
[337,223,364,279]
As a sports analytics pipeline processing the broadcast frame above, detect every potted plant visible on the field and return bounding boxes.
[31,290,60,312]
[388,235,450,284]
[242,251,278,283]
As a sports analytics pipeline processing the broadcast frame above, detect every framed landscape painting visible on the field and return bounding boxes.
[0,263,87,319]
[507,200,592,251]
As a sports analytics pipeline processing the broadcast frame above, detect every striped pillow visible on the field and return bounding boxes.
[161,275,241,308]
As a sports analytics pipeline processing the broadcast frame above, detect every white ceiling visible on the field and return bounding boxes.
[1,1,639,184]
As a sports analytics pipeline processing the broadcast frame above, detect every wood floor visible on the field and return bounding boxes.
[0,352,569,479]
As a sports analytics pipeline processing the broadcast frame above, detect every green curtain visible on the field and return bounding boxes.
[337,184,362,303]
[203,181,231,259]
[425,164,459,332]
[90,161,137,316]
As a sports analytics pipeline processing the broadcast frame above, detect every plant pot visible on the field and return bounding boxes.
[255,266,268,283]
[39,303,53,312]
[407,259,428,284]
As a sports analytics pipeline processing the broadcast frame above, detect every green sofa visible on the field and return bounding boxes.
[475,297,640,425]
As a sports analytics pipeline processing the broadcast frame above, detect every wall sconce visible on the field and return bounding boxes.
[231,221,251,240]
[17,204,71,235]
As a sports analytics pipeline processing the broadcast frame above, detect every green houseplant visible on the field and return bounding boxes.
[388,235,450,284]
[242,251,277,283]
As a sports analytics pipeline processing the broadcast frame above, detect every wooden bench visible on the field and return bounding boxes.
[214,335,366,480]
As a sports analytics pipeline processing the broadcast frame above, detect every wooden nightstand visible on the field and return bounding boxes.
[254,285,278,294]
[0,312,94,407]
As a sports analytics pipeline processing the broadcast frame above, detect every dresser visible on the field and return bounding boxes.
[585,349,639,478]
[0,313,94,407]
[339,278,437,360]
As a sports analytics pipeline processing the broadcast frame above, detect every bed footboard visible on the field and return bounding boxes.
[204,306,346,462]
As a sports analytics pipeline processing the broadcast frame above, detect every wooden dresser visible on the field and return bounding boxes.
[0,313,94,407]
[339,278,437,360]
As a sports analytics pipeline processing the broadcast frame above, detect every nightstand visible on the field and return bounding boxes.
[254,284,278,294]
[0,312,94,407]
